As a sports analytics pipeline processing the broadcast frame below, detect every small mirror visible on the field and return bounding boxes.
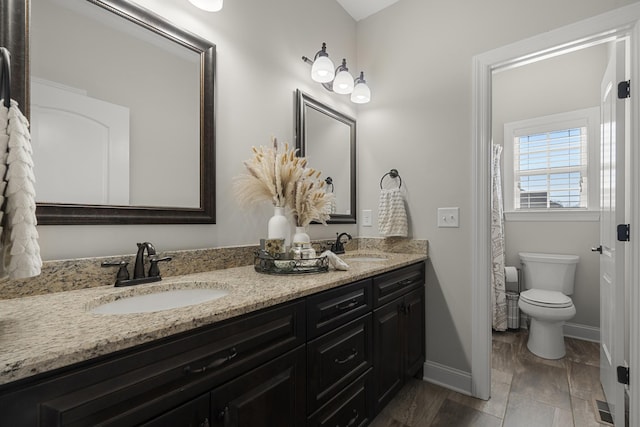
[296,90,356,224]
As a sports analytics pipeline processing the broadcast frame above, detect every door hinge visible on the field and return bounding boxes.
[617,224,630,242]
[618,80,631,99]
[617,366,630,385]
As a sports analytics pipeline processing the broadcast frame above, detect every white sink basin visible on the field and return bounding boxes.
[342,255,388,262]
[91,288,229,314]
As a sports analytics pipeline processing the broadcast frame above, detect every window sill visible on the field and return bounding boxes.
[504,210,600,222]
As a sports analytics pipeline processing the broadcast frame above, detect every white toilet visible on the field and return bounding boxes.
[518,252,579,359]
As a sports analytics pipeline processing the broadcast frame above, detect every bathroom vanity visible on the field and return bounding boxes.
[0,255,425,426]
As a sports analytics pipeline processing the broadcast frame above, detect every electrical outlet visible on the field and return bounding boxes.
[362,209,372,227]
[437,207,460,228]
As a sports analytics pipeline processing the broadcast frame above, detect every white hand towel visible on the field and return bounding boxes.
[320,250,350,271]
[0,99,42,279]
[378,188,408,237]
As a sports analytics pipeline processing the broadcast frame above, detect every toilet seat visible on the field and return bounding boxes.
[520,289,573,308]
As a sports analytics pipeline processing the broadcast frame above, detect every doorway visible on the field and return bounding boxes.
[471,4,640,426]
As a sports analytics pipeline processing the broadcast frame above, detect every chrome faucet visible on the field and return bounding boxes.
[331,232,352,254]
[134,242,156,279]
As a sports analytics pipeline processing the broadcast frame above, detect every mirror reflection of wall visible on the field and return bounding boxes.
[30,0,201,208]
[305,106,351,214]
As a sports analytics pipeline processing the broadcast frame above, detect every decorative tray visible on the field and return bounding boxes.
[254,252,329,275]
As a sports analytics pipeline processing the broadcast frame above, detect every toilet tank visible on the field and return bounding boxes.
[519,252,579,294]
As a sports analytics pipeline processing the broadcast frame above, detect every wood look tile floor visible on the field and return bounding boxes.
[370,330,604,427]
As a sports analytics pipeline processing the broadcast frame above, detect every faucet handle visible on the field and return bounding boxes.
[148,256,172,278]
[101,260,130,284]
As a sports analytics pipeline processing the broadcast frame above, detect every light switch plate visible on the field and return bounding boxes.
[437,207,459,228]
[362,209,372,227]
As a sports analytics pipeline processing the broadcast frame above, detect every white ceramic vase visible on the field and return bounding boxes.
[268,206,291,247]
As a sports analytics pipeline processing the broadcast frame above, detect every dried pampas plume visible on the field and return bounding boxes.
[233,137,304,208]
[234,137,334,226]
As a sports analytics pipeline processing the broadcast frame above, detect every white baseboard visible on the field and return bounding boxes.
[563,322,600,343]
[423,360,473,396]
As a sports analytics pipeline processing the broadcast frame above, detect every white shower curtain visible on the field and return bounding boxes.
[491,144,507,331]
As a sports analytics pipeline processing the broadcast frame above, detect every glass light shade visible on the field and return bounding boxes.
[333,69,354,94]
[351,81,371,104]
[189,0,223,12]
[311,56,335,83]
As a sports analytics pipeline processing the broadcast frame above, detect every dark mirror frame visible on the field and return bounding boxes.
[295,89,356,224]
[1,0,216,224]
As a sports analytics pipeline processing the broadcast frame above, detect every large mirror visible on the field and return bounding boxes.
[1,0,215,224]
[296,90,356,224]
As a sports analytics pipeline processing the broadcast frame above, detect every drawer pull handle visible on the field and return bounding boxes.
[397,278,413,286]
[184,347,238,374]
[337,409,359,427]
[335,299,358,311]
[334,348,358,365]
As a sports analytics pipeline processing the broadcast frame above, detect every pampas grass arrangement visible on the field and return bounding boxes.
[234,137,334,226]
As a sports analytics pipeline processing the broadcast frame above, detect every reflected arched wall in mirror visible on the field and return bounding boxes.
[296,90,356,224]
[2,0,216,224]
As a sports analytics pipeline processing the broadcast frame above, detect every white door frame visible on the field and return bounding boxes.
[471,5,640,424]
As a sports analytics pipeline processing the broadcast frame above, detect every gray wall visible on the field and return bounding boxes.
[355,0,637,372]
[493,45,608,328]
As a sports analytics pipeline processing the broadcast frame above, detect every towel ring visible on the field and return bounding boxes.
[380,169,402,189]
[325,176,334,193]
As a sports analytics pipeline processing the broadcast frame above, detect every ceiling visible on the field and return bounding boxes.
[335,0,400,21]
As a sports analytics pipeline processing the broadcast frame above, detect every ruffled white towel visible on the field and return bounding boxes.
[378,188,408,237]
[0,99,42,279]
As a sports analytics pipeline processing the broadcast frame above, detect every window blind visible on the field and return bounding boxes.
[514,127,588,210]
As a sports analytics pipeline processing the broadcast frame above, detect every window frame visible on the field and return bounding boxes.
[503,107,600,222]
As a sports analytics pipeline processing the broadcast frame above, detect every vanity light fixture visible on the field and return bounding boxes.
[308,43,335,83]
[351,72,371,104]
[188,0,223,12]
[332,59,354,94]
[302,42,371,104]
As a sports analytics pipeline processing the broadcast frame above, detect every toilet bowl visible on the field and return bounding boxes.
[518,290,576,359]
[518,252,579,359]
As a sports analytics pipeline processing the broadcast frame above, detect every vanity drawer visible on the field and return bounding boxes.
[373,262,424,307]
[3,300,305,427]
[307,369,373,427]
[307,278,372,340]
[306,313,372,414]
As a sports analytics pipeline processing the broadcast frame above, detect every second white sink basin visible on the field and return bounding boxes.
[91,288,229,315]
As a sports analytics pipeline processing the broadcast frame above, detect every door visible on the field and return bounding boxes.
[599,40,627,425]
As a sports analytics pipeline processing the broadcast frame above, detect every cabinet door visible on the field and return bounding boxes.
[404,288,425,379]
[210,347,306,427]
[140,393,210,427]
[373,299,402,413]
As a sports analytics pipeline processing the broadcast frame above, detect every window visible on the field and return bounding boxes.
[503,108,600,221]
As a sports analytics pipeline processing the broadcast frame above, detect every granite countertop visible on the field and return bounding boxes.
[0,251,426,386]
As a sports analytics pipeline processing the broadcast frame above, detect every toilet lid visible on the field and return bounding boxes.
[520,289,573,308]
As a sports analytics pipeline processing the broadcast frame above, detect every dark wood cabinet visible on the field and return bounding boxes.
[373,264,425,414]
[0,261,425,427]
[209,346,306,427]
